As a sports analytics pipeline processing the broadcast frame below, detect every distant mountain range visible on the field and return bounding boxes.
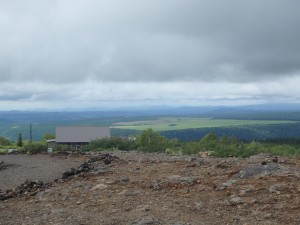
[1,103,300,123]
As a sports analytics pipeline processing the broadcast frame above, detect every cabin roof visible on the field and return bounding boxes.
[55,126,110,143]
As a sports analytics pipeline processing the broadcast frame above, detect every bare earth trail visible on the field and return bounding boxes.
[0,152,299,225]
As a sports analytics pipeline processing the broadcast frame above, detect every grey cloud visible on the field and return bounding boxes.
[0,0,300,84]
[0,94,31,101]
[2,79,300,111]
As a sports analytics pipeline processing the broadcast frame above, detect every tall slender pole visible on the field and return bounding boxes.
[29,123,32,144]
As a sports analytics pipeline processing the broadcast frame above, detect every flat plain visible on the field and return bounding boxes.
[111,117,297,131]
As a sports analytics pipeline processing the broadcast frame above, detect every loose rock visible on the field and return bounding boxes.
[118,175,129,183]
[91,183,108,191]
[269,183,289,193]
[131,218,160,225]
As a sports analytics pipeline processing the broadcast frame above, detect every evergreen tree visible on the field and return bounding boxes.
[17,133,23,147]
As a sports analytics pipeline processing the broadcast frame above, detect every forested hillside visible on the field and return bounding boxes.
[159,123,300,141]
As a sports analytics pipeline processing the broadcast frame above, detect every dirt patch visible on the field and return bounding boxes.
[0,161,16,171]
[0,154,85,190]
[0,152,299,225]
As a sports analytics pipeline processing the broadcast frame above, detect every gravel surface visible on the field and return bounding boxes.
[1,152,299,225]
[0,154,85,190]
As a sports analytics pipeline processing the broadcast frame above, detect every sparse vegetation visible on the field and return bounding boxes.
[81,136,137,152]
[53,144,72,153]
[78,130,300,157]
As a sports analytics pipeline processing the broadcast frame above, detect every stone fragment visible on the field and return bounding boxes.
[239,188,253,196]
[51,208,65,214]
[229,196,243,205]
[91,184,108,191]
[215,161,231,169]
[264,213,274,219]
[62,195,69,201]
[118,175,129,183]
[216,179,237,190]
[269,183,289,193]
[168,175,197,185]
[194,201,204,210]
[131,218,160,225]
[261,161,267,165]
[125,190,142,196]
[272,157,278,163]
[62,168,76,179]
[150,180,159,190]
[104,158,112,165]
[237,163,283,178]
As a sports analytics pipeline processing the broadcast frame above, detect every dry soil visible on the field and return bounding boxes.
[0,152,299,225]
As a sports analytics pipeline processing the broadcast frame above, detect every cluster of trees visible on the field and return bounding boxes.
[82,129,169,152]
[0,134,24,147]
[0,133,54,154]
[82,129,300,157]
[0,137,11,147]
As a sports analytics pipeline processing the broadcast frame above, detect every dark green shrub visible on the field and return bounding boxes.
[82,136,137,152]
[136,129,168,152]
[24,142,47,154]
[181,142,200,155]
[198,132,218,151]
[17,133,23,147]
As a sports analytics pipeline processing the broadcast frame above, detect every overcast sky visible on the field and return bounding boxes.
[1,0,300,110]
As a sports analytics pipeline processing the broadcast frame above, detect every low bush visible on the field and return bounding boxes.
[0,149,8,155]
[165,147,183,155]
[24,142,48,154]
[53,144,72,153]
[82,137,137,152]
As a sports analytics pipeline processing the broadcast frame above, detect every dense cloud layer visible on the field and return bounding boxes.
[0,1,300,109]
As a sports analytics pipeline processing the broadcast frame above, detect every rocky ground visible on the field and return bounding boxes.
[0,152,299,225]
